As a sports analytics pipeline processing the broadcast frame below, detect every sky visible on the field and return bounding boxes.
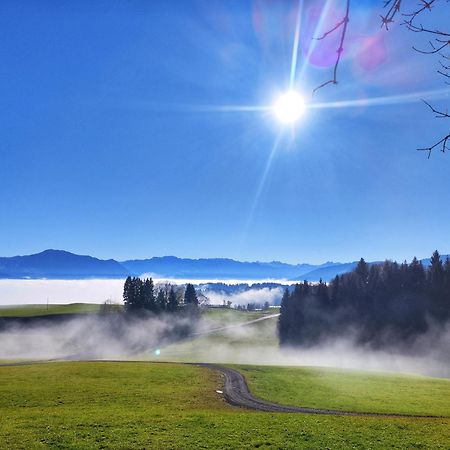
[1,0,449,264]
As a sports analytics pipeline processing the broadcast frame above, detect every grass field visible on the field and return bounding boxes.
[200,307,279,323]
[237,365,450,417]
[1,361,449,449]
[150,308,279,363]
[0,303,102,317]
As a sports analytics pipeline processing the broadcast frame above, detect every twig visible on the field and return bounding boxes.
[313,0,350,94]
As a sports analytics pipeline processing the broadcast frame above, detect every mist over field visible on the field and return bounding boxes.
[202,286,284,306]
[185,322,450,378]
[1,306,449,378]
[0,313,194,360]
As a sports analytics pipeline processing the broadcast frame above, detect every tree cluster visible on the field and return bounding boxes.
[278,251,450,348]
[235,301,271,311]
[123,277,198,314]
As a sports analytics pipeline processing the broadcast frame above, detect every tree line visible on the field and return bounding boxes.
[278,251,450,348]
[123,277,198,314]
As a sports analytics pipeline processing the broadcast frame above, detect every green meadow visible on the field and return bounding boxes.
[1,361,449,449]
[237,365,450,417]
[0,303,102,317]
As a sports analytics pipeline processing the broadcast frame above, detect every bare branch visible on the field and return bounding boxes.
[380,0,402,30]
[311,0,449,157]
[418,134,450,158]
[313,0,350,94]
[422,100,450,118]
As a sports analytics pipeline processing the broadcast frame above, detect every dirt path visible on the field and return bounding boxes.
[200,363,444,418]
[0,359,444,418]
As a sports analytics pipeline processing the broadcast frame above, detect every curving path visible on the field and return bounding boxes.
[0,359,444,418]
[199,363,444,418]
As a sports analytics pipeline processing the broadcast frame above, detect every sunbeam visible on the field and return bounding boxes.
[289,0,303,90]
[297,0,333,84]
[239,132,284,251]
[309,87,450,110]
[187,87,449,117]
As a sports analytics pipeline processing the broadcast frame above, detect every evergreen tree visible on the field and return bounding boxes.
[123,276,133,309]
[184,283,198,306]
[428,250,447,321]
[277,288,291,344]
[409,257,426,290]
[316,278,329,308]
[156,289,167,312]
[167,287,179,313]
[355,258,369,284]
[134,277,144,309]
[142,278,156,312]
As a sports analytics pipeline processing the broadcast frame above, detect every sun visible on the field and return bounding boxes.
[273,91,306,124]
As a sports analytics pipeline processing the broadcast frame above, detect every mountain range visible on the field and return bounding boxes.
[0,249,446,282]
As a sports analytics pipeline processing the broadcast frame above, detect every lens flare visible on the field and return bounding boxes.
[273,91,306,124]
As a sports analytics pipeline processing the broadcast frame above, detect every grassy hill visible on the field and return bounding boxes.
[1,361,449,449]
[237,365,450,417]
[0,303,102,317]
[148,307,279,363]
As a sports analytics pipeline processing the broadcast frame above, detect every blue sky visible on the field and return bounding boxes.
[1,0,449,264]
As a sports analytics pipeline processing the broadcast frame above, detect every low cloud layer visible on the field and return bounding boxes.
[0,279,125,306]
[203,287,284,306]
[1,288,449,379]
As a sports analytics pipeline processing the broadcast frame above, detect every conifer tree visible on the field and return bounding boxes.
[156,289,167,312]
[184,283,198,306]
[167,287,179,313]
[142,278,156,312]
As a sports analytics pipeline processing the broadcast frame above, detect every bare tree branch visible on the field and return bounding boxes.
[312,0,449,157]
[313,0,350,94]
[422,100,450,118]
[418,134,450,158]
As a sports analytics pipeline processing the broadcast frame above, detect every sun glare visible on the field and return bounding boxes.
[273,91,306,124]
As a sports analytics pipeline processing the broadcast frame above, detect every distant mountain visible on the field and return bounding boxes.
[0,249,447,281]
[292,262,359,282]
[0,250,129,279]
[120,256,336,280]
[295,255,450,282]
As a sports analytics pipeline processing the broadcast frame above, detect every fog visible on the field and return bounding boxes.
[0,313,194,360]
[203,287,284,306]
[170,322,450,378]
[0,279,125,306]
[0,279,290,306]
[1,309,449,378]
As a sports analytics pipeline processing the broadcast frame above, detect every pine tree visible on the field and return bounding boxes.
[167,287,179,313]
[355,258,369,283]
[142,278,156,312]
[134,277,144,309]
[316,278,329,308]
[428,250,447,321]
[184,283,198,306]
[409,257,426,290]
[277,288,291,344]
[156,289,167,312]
[429,250,444,286]
[123,276,133,309]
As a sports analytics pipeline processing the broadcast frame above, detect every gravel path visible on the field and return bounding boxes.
[0,359,444,418]
[200,363,444,418]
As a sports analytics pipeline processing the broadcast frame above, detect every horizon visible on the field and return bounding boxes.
[1,247,448,267]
